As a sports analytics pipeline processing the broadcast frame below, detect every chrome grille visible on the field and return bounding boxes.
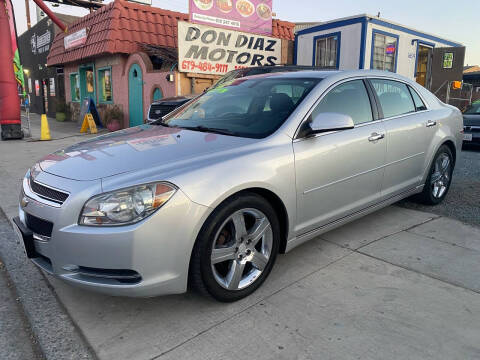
[29,178,69,204]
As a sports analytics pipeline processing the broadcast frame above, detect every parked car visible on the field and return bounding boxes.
[147,65,322,122]
[13,70,462,302]
[462,101,480,144]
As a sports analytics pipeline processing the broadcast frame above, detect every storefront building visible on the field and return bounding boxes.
[47,0,295,128]
[295,14,465,93]
[18,14,78,116]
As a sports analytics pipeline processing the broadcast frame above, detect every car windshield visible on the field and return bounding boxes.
[210,69,242,89]
[162,77,320,138]
[464,103,480,114]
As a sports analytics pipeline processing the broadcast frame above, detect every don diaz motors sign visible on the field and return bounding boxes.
[178,21,281,76]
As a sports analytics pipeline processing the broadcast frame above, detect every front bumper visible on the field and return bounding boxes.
[16,171,209,297]
[463,126,480,144]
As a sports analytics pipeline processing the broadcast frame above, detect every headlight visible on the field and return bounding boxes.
[79,182,176,226]
[29,163,41,180]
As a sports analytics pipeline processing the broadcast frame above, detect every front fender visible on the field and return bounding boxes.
[171,141,297,241]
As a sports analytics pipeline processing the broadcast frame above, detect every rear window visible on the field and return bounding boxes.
[370,79,415,118]
[464,103,480,114]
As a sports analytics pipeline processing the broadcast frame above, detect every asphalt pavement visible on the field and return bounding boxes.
[399,144,480,226]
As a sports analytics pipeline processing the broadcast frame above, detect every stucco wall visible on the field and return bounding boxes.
[123,53,176,128]
[63,53,176,128]
[296,23,363,70]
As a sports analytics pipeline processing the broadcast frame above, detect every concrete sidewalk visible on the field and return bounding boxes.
[0,125,479,359]
[21,111,107,141]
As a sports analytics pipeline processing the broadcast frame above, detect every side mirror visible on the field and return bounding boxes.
[303,112,354,137]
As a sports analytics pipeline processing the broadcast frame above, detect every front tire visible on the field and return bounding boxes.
[417,145,454,205]
[189,193,280,302]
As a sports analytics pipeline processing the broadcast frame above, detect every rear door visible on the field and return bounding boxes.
[368,78,432,198]
[293,79,386,235]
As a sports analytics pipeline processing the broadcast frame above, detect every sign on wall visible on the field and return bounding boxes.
[64,28,87,50]
[443,52,454,69]
[28,78,32,93]
[189,0,273,35]
[30,29,51,54]
[35,80,40,96]
[178,21,281,76]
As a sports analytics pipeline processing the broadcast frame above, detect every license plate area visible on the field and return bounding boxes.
[463,133,473,141]
[12,217,37,258]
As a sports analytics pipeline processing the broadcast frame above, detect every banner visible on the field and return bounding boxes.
[5,0,25,93]
[189,0,272,35]
[178,21,281,76]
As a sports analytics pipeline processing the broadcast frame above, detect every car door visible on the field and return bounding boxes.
[368,79,432,198]
[293,79,386,235]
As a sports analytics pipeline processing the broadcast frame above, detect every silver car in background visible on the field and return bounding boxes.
[13,70,463,302]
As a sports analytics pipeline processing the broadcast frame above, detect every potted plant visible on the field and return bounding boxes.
[55,99,67,122]
[104,105,123,132]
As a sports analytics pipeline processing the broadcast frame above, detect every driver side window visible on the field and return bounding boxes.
[311,80,373,125]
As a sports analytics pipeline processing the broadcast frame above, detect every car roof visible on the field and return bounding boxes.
[239,69,416,82]
[239,70,339,81]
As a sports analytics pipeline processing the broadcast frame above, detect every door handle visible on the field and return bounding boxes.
[426,120,437,127]
[368,132,385,142]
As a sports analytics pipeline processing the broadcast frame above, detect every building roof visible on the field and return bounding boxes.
[47,0,295,66]
[464,65,480,74]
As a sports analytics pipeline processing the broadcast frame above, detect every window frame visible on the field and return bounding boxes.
[97,66,113,104]
[366,78,430,120]
[152,87,163,102]
[294,77,378,140]
[69,72,80,102]
[312,32,341,70]
[370,29,399,73]
[79,63,96,102]
[407,85,427,111]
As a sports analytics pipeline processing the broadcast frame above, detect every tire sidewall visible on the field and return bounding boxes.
[196,194,280,302]
[424,145,454,204]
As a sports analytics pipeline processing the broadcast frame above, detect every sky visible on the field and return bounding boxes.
[12,0,480,65]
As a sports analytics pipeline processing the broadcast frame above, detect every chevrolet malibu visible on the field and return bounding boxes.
[13,70,463,302]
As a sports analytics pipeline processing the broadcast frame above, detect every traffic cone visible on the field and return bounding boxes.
[40,114,51,141]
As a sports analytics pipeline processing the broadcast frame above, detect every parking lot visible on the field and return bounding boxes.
[0,117,479,360]
[399,144,480,227]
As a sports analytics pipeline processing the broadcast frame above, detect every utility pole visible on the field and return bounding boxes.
[25,0,31,29]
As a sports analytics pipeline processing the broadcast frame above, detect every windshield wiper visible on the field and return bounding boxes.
[182,126,237,136]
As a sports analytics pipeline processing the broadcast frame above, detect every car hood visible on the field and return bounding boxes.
[463,114,480,126]
[39,125,256,181]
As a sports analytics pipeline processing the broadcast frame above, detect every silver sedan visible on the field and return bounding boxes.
[13,70,463,302]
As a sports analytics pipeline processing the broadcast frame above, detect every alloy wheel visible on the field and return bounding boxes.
[210,208,273,291]
[430,152,451,199]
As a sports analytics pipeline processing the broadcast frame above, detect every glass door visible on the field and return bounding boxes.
[416,45,433,88]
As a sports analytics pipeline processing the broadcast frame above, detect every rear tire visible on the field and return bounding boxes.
[189,193,280,302]
[416,145,454,205]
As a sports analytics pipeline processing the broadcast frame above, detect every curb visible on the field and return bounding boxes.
[0,207,97,360]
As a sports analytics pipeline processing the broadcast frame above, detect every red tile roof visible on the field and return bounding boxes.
[47,0,295,66]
